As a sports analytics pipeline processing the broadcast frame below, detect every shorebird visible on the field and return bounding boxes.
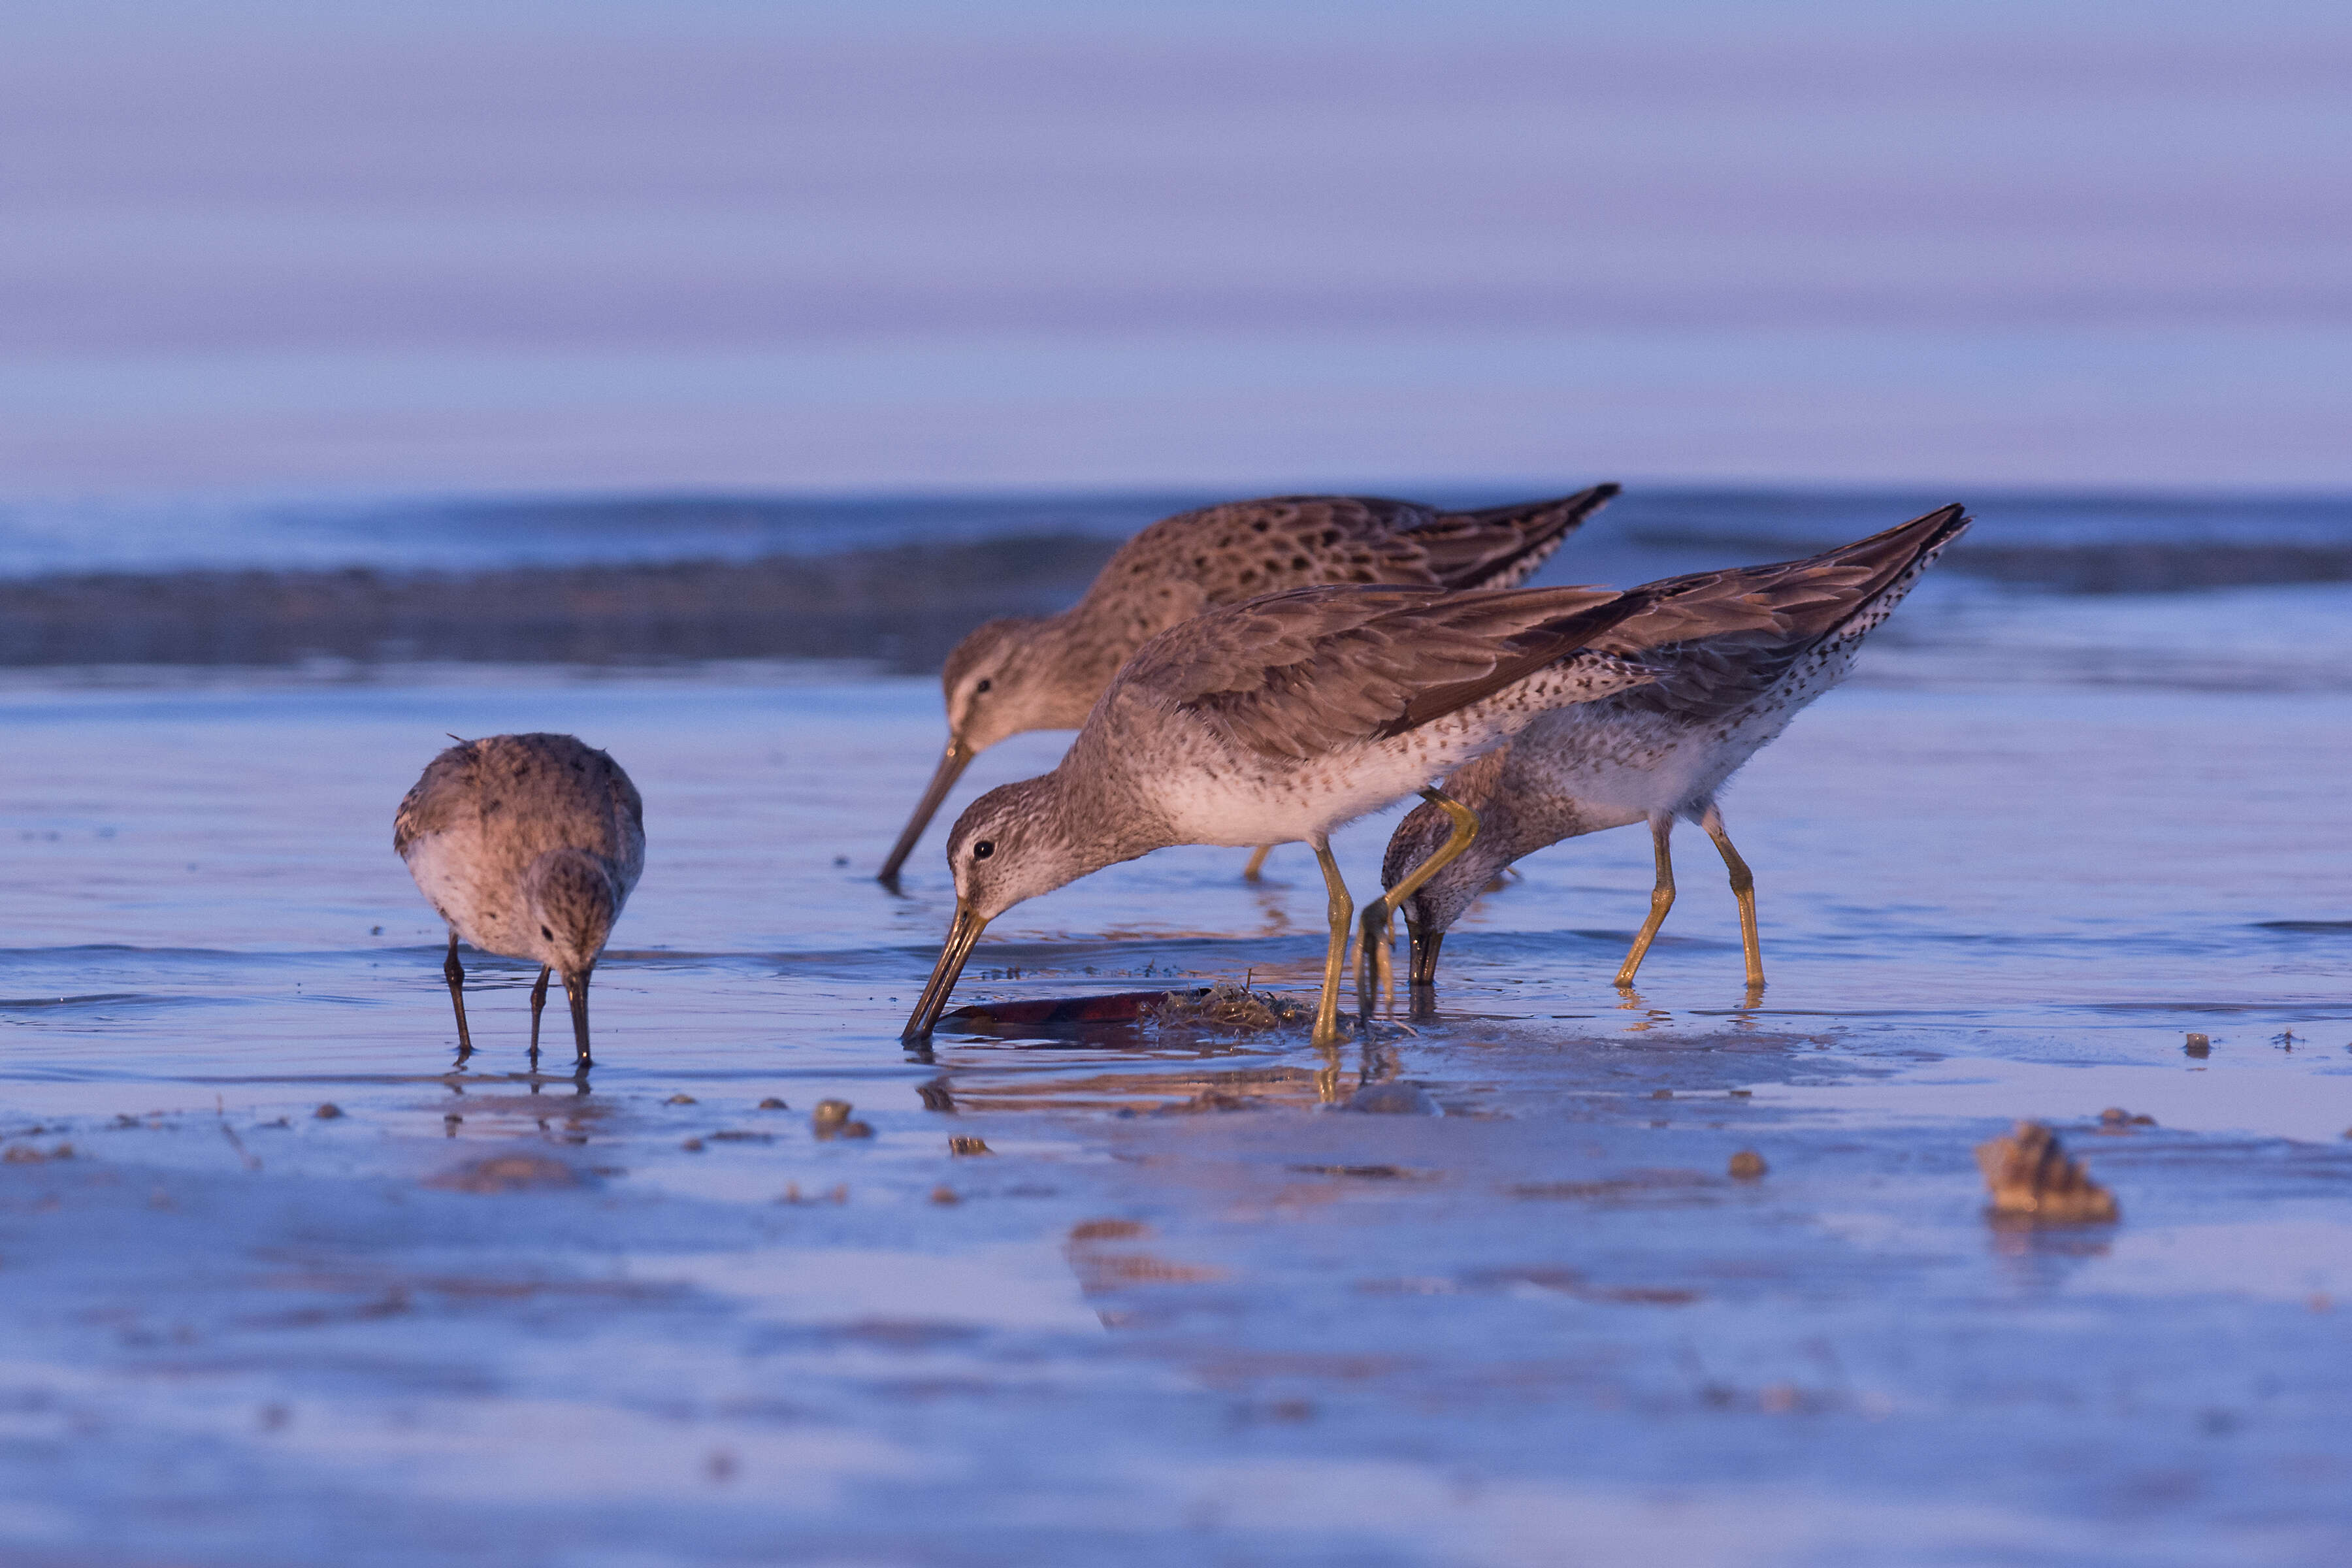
[394,732,645,1065]
[1367,504,1969,1006]
[877,485,1621,885]
[900,579,1673,1049]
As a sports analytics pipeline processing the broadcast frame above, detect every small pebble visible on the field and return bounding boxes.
[314,1103,343,1120]
[666,1094,697,1106]
[757,1098,788,1111]
[930,1185,961,1205]
[1728,1150,1768,1180]
[1650,1088,1673,1100]
[2184,1032,2211,1057]
[1728,1089,1753,1098]
[949,1136,993,1156]
[812,1100,852,1127]
[681,1137,705,1152]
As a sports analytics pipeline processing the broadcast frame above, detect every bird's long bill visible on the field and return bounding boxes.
[877,740,973,885]
[902,901,990,1040]
[1407,924,1444,988]
[563,966,593,1063]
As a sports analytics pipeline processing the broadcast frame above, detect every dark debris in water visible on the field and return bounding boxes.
[939,983,1315,1034]
[1287,1164,1432,1181]
[813,1100,874,1140]
[1976,1121,2119,1225]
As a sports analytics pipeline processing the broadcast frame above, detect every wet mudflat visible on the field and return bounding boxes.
[3,600,2351,1565]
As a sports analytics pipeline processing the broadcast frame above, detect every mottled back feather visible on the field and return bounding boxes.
[1072,486,1617,648]
[395,732,645,888]
[1114,582,1656,762]
[1586,504,1969,721]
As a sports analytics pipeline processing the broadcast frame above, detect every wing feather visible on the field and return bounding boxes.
[1591,504,1970,719]
[1116,583,1654,761]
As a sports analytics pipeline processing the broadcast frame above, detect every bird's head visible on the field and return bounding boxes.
[940,615,1060,755]
[521,848,619,977]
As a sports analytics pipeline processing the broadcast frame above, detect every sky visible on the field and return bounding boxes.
[2,1,2346,496]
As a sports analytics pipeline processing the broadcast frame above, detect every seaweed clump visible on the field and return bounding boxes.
[1974,1120,2119,1225]
[1149,984,1313,1032]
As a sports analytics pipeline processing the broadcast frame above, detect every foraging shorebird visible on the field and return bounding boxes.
[901,580,1671,1049]
[877,485,1621,885]
[1370,504,1969,1005]
[394,733,645,1064]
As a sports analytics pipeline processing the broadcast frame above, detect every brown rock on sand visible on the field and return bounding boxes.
[1974,1121,2118,1224]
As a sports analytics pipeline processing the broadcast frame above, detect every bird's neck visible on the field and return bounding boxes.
[1043,729,1179,870]
[1433,745,1575,873]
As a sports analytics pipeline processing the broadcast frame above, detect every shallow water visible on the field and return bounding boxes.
[3,585,2351,1564]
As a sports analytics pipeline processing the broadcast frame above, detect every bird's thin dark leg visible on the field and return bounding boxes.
[1309,840,1354,1058]
[1700,803,1765,997]
[1241,845,1272,882]
[564,967,593,1069]
[1356,787,1479,1021]
[442,932,474,1058]
[528,966,551,1057]
[1616,813,1678,988]
[1405,922,1443,1019]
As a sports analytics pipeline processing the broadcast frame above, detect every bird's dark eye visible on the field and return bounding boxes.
[972,841,995,860]
[540,924,553,939]
[974,678,992,694]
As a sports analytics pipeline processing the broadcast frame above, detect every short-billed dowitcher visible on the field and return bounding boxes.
[395,732,645,1065]
[877,485,1620,885]
[900,579,1668,1048]
[1369,504,1968,1004]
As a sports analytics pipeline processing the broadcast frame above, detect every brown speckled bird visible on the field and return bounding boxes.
[877,485,1620,884]
[900,578,1669,1050]
[395,732,645,1065]
[1371,504,1969,1004]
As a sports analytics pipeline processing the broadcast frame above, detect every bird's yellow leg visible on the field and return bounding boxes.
[1356,788,1480,1018]
[1310,840,1354,1056]
[1615,813,1677,989]
[1701,804,1765,993]
[1241,845,1272,881]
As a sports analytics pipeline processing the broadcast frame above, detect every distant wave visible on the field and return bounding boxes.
[0,535,1117,671]
[5,487,2352,668]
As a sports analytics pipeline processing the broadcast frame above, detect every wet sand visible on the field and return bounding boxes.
[3,606,2351,1563]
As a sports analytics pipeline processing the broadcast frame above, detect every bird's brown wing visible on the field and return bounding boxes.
[391,741,475,857]
[1409,483,1619,591]
[1592,504,1970,719]
[1097,496,1443,606]
[1117,583,1655,762]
